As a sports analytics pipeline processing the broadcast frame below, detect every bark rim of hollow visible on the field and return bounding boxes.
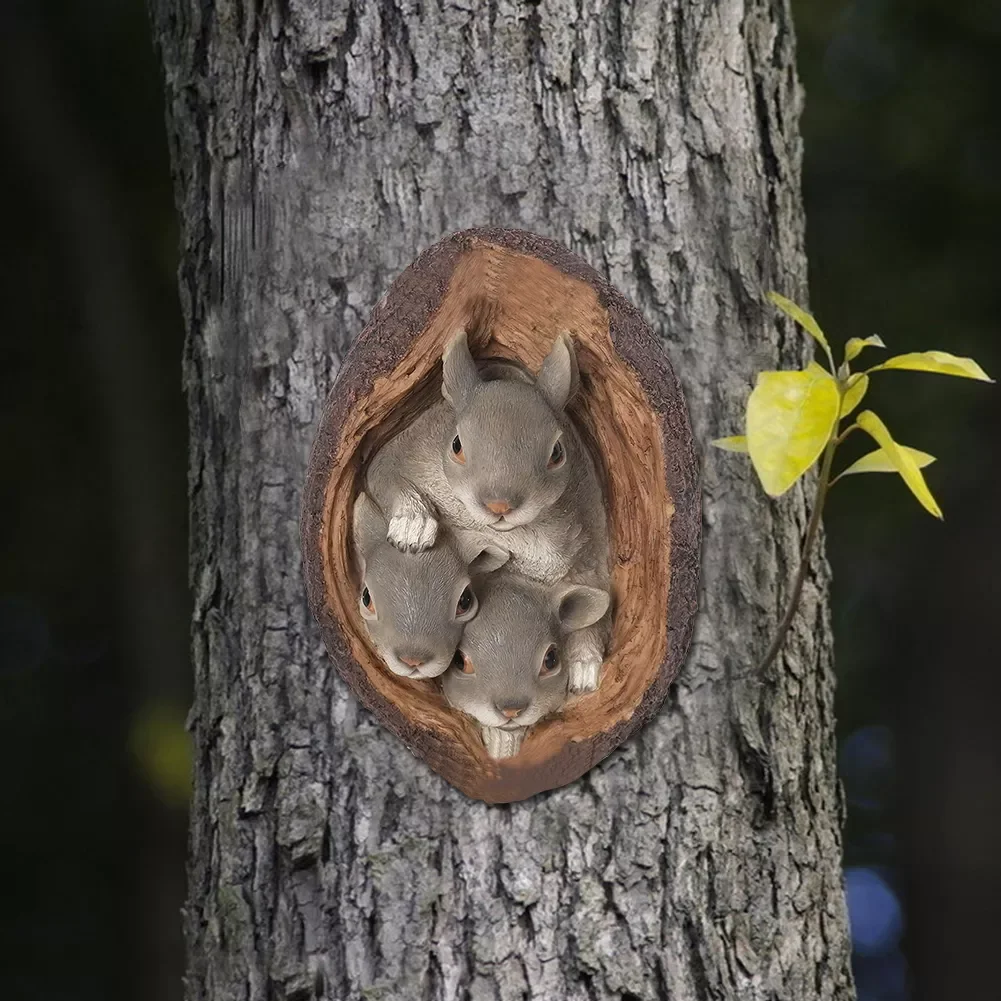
[301,227,701,803]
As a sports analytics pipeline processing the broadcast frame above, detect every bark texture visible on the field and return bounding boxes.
[149,1,854,998]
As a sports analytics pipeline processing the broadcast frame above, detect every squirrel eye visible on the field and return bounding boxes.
[451,434,466,464]
[548,439,565,469]
[361,587,372,609]
[540,645,560,675]
[451,649,474,675]
[456,586,474,615]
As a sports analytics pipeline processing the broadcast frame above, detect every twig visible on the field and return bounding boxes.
[755,433,839,673]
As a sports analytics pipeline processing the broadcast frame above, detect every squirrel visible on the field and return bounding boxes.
[441,571,610,758]
[352,491,508,680]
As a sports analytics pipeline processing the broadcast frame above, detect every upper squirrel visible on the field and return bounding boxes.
[364,325,609,588]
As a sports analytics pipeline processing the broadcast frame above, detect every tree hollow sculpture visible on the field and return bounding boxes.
[302,227,700,803]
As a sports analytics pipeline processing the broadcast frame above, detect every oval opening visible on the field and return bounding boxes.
[312,237,678,801]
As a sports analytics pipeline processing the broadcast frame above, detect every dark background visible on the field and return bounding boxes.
[0,2,997,1000]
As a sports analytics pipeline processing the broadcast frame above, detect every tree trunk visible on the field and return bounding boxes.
[149,1,854,998]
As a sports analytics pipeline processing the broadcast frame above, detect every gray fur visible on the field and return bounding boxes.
[441,329,481,411]
[534,332,579,410]
[352,492,508,679]
[441,572,610,758]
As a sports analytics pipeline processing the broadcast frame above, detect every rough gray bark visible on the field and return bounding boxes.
[150,1,854,998]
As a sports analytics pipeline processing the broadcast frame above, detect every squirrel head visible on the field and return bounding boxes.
[352,492,509,679]
[441,573,609,732]
[440,330,581,531]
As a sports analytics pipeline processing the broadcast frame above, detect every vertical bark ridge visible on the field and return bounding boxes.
[149,0,854,997]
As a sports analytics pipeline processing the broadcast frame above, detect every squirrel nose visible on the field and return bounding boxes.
[485,499,513,516]
[397,652,428,668]
[498,702,528,720]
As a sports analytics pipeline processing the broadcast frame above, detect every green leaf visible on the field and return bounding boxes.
[711,435,748,453]
[839,445,936,477]
[856,411,944,519]
[745,366,841,497]
[868,350,993,382]
[844,335,886,363]
[767,291,835,370]
[840,374,869,417]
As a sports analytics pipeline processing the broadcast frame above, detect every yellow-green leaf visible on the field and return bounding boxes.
[840,374,869,417]
[711,435,748,453]
[839,445,936,477]
[745,367,841,497]
[844,335,886,363]
[868,350,993,382]
[767,291,835,369]
[856,411,943,519]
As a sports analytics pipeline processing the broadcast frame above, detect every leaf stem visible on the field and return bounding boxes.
[754,432,839,674]
[836,422,860,446]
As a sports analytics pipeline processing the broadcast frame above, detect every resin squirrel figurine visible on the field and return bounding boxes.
[364,325,611,691]
[352,491,508,680]
[441,571,610,758]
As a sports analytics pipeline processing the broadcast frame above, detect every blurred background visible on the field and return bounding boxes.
[0,1,997,999]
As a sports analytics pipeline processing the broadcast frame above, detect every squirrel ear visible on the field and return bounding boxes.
[536,332,579,411]
[352,492,388,565]
[442,329,480,410]
[467,544,510,575]
[552,583,610,631]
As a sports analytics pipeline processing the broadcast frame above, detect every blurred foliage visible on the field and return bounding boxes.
[129,702,193,812]
[795,0,999,828]
[796,2,1000,998]
[0,1,187,999]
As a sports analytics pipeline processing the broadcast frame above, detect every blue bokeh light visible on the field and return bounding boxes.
[845,866,904,957]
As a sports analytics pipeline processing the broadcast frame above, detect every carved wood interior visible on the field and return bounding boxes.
[319,240,672,783]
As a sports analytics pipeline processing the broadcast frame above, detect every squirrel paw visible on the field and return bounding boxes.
[481,726,525,759]
[387,494,438,552]
[568,650,603,693]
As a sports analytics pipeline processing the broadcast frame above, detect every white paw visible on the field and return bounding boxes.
[481,726,525,759]
[388,494,438,552]
[568,652,603,693]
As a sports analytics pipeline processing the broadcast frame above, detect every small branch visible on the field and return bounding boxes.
[755,433,839,673]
